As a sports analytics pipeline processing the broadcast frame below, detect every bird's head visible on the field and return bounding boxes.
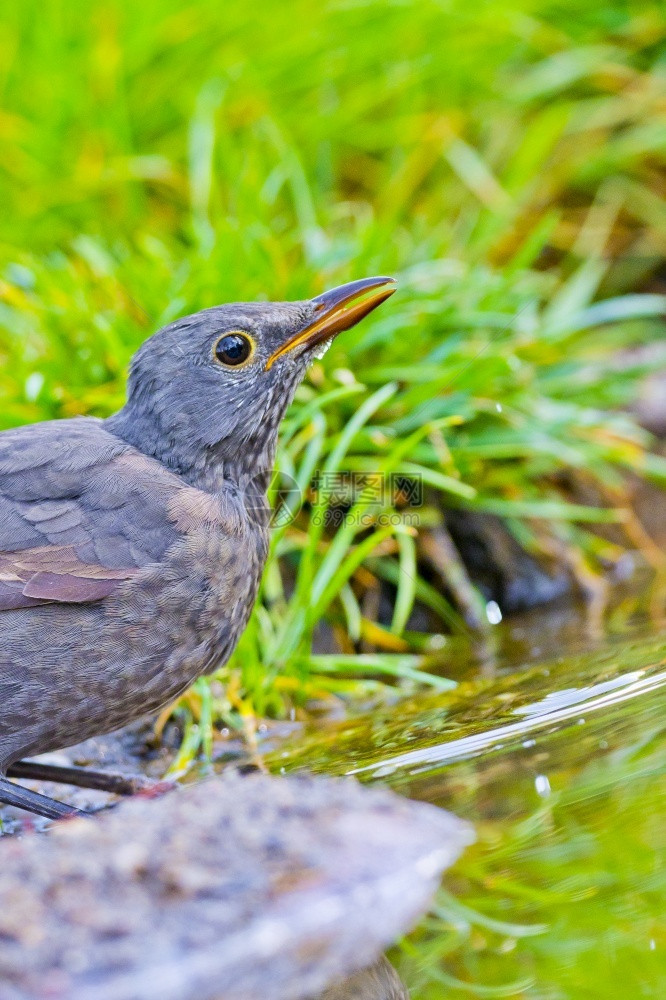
[106,277,396,489]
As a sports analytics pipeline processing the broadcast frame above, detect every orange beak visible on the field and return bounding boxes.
[264,276,397,371]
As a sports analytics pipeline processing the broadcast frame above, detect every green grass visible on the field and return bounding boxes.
[1,0,666,731]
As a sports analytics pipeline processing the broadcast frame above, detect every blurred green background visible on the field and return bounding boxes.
[1,0,666,714]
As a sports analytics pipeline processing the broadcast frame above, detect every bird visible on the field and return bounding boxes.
[0,276,396,820]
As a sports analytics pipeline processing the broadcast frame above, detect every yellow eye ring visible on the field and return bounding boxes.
[213,332,255,368]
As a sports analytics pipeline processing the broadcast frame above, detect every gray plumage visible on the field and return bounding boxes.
[0,278,396,817]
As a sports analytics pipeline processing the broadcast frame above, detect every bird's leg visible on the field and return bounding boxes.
[7,760,151,796]
[0,776,79,820]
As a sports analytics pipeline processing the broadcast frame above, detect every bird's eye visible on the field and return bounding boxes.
[214,332,254,367]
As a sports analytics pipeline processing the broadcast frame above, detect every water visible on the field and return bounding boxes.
[266,585,666,998]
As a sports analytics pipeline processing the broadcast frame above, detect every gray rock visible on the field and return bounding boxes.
[0,771,472,1000]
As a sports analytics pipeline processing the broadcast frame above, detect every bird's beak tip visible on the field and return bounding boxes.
[311,275,397,310]
[265,276,397,370]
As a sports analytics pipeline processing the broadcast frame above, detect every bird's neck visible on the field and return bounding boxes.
[105,408,276,499]
[179,445,276,499]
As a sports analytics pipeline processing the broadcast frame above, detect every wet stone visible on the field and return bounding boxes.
[0,771,472,1000]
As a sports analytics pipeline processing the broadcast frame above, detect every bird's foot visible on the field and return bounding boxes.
[0,776,81,821]
[7,760,157,796]
[1,762,177,822]
[131,779,176,801]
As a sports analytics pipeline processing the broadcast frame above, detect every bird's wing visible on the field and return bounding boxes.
[0,417,225,610]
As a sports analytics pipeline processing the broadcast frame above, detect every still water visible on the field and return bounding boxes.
[268,587,666,998]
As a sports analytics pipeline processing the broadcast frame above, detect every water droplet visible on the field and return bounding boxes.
[25,372,44,402]
[535,774,551,797]
[486,600,503,625]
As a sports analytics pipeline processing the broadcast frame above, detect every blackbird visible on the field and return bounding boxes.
[0,276,396,819]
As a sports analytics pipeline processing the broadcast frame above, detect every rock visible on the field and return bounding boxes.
[0,771,472,1000]
[445,509,571,612]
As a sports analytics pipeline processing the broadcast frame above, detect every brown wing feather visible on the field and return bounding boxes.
[0,545,139,609]
[0,417,241,614]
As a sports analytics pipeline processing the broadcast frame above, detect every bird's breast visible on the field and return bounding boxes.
[100,512,269,706]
